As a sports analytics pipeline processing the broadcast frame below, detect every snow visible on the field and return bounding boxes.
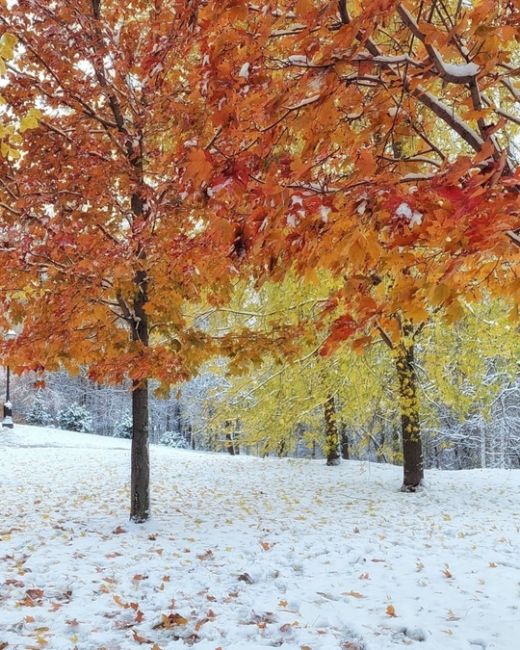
[396,202,423,227]
[207,178,232,197]
[286,55,309,65]
[357,200,367,215]
[286,95,321,110]
[238,62,250,78]
[319,206,330,223]
[443,61,480,77]
[1,425,520,649]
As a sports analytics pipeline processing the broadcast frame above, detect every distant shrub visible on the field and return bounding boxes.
[57,403,92,432]
[159,430,189,449]
[113,412,133,439]
[26,398,54,427]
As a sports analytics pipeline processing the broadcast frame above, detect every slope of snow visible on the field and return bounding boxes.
[1,425,519,649]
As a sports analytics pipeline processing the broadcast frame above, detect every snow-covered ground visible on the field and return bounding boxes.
[1,425,519,650]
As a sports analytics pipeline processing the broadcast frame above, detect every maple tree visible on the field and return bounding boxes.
[0,1,239,522]
[195,0,520,489]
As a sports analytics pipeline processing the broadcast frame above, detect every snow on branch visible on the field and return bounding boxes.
[397,4,480,85]
[413,89,484,152]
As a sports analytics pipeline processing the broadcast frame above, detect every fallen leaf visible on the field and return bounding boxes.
[343,591,365,599]
[238,573,254,584]
[154,613,188,629]
[184,634,200,646]
[112,526,126,535]
[196,550,214,561]
[132,629,152,644]
[446,609,461,621]
[194,617,210,632]
[5,579,24,587]
[386,604,397,617]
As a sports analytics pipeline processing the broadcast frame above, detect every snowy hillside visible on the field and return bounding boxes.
[1,425,519,650]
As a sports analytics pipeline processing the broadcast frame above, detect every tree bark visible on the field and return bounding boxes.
[340,423,349,460]
[395,338,424,491]
[224,420,236,455]
[129,268,150,522]
[225,433,236,455]
[324,394,340,466]
[131,378,150,522]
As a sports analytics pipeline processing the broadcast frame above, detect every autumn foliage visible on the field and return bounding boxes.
[0,0,519,512]
[197,0,520,350]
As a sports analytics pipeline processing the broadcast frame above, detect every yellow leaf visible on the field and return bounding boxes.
[445,299,465,324]
[20,108,42,133]
[0,32,17,59]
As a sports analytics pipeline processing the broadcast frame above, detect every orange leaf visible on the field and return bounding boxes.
[386,604,397,617]
[343,591,365,599]
[295,0,314,15]
[186,148,213,184]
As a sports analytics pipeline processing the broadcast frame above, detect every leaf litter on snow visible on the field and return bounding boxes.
[1,424,520,649]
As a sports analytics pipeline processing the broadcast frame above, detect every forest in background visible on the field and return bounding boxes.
[5,291,519,471]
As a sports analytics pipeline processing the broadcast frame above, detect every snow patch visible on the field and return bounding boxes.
[238,62,250,78]
[443,61,480,77]
[396,202,423,227]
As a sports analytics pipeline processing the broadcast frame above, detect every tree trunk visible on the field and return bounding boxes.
[129,268,150,522]
[395,338,424,491]
[225,432,236,455]
[131,379,150,522]
[225,420,236,455]
[324,394,340,466]
[340,423,349,460]
[2,365,13,429]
